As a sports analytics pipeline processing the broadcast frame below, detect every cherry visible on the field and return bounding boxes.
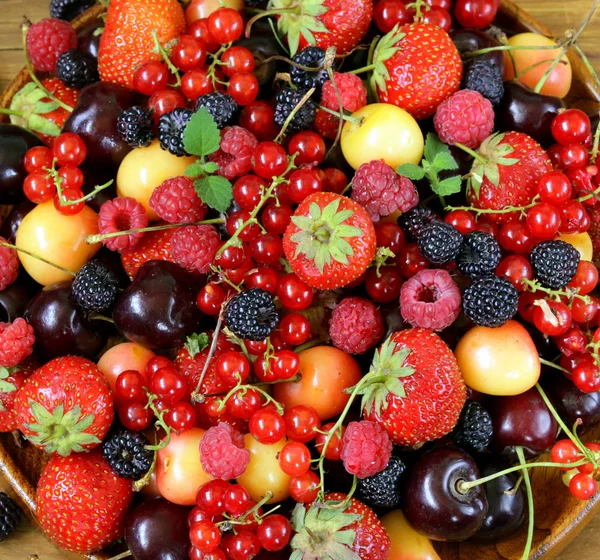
[454,0,498,28]
[277,273,314,311]
[181,69,213,101]
[322,168,348,194]
[375,222,406,255]
[24,146,53,173]
[240,101,278,141]
[288,131,326,167]
[537,171,572,206]
[495,255,533,291]
[287,168,323,204]
[119,400,153,431]
[374,0,412,32]
[249,233,283,265]
[279,313,311,346]
[133,61,169,96]
[445,209,476,234]
[246,266,280,295]
[249,407,285,444]
[365,266,402,303]
[397,243,429,277]
[261,204,292,235]
[227,73,260,106]
[208,8,244,44]
[552,109,592,145]
[252,141,288,179]
[289,470,320,503]
[257,514,292,552]
[165,401,197,432]
[284,405,321,443]
[423,6,452,31]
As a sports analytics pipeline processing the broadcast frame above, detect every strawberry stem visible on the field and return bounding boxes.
[0,241,76,276]
[0,109,25,117]
[348,64,377,75]
[453,142,487,163]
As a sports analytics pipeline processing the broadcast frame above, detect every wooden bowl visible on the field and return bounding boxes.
[1,2,599,559]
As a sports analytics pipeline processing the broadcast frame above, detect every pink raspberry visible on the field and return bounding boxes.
[200,422,251,479]
[434,89,495,149]
[320,72,367,113]
[351,160,419,222]
[0,238,19,291]
[26,18,77,73]
[400,268,462,331]
[209,126,258,180]
[98,197,149,252]
[341,420,392,479]
[149,176,207,224]
[329,297,384,355]
[171,225,221,274]
[0,318,35,367]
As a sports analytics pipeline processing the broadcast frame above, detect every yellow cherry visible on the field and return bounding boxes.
[556,231,593,262]
[15,201,101,287]
[382,509,441,560]
[117,140,196,220]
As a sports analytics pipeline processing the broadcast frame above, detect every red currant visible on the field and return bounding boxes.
[284,405,321,443]
[532,299,572,336]
[133,61,169,95]
[249,233,283,265]
[525,202,561,240]
[552,109,592,145]
[288,131,326,167]
[569,261,599,295]
[53,133,86,167]
[256,514,292,552]
[279,441,311,477]
[222,531,261,560]
[226,388,263,419]
[188,18,220,52]
[196,479,231,516]
[119,400,153,431]
[148,89,187,124]
[246,266,280,295]
[445,209,476,234]
[181,68,214,101]
[375,222,406,254]
[215,351,250,386]
[495,255,533,291]
[57,166,84,190]
[115,370,148,403]
[24,146,53,173]
[374,0,412,32]
[322,168,348,194]
[252,141,288,179]
[261,204,292,235]
[498,220,537,253]
[315,422,344,460]
[423,6,452,31]
[289,470,320,503]
[23,173,56,204]
[223,483,251,517]
[54,188,84,216]
[150,367,187,404]
[208,8,244,44]
[277,273,314,311]
[190,519,221,553]
[226,210,260,241]
[227,72,260,106]
[233,175,266,210]
[454,0,498,28]
[165,401,197,432]
[397,242,429,277]
[572,361,600,393]
[197,282,228,315]
[537,171,572,205]
[146,356,174,376]
[240,101,278,141]
[279,313,311,346]
[249,407,285,444]
[171,35,207,72]
[569,473,598,500]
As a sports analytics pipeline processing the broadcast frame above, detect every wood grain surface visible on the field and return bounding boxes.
[1,1,600,559]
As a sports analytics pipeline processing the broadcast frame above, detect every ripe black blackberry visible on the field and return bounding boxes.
[55,48,99,89]
[225,288,279,341]
[290,46,332,92]
[463,59,504,106]
[0,492,20,542]
[417,221,463,265]
[50,0,95,20]
[102,431,153,480]
[456,230,501,278]
[117,106,154,148]
[451,401,493,454]
[356,455,407,509]
[195,93,238,129]
[158,108,193,157]
[274,87,316,134]
[530,240,580,289]
[463,275,519,327]
[398,206,437,240]
[71,261,119,313]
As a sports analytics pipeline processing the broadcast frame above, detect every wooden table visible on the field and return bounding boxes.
[1,0,600,558]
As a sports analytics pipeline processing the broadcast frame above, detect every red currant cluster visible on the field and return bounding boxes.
[552,439,600,500]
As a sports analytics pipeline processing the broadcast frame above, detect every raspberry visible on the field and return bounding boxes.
[0,319,35,367]
[320,72,368,113]
[351,160,419,221]
[400,269,461,331]
[200,422,251,479]
[149,177,207,224]
[433,89,495,149]
[26,18,77,73]
[329,297,384,354]
[0,239,19,292]
[341,420,392,479]
[170,225,221,274]
[97,197,149,252]
[209,126,258,180]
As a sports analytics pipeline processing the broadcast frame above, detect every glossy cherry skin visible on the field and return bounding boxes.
[124,497,192,560]
[0,201,35,243]
[77,22,102,60]
[24,283,110,359]
[543,371,600,429]
[113,261,203,348]
[403,446,488,542]
[450,29,504,72]
[0,282,34,323]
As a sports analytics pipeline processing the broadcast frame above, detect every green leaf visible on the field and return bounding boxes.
[432,151,459,172]
[183,106,221,158]
[185,333,210,358]
[424,132,446,162]
[0,367,16,394]
[433,176,462,197]
[29,400,54,425]
[203,161,220,174]
[184,162,205,178]
[33,101,59,114]
[194,175,233,213]
[28,115,60,136]
[397,163,426,181]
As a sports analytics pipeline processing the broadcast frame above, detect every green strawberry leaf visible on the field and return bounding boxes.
[183,106,221,158]
[371,24,405,93]
[28,115,61,136]
[185,333,210,358]
[194,175,233,213]
[397,163,426,181]
[0,367,16,394]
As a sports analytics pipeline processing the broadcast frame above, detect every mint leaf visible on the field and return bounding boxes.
[194,175,233,212]
[185,162,204,178]
[424,132,447,163]
[185,333,210,358]
[397,163,426,181]
[433,151,459,172]
[204,161,220,174]
[434,176,462,197]
[183,107,221,158]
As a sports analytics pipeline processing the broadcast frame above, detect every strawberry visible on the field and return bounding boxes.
[36,449,133,553]
[0,363,34,432]
[121,227,176,280]
[266,0,373,56]
[360,329,466,447]
[588,206,600,266]
[370,23,462,120]
[466,131,553,223]
[290,492,391,560]
[14,356,114,456]
[283,192,376,289]
[98,0,186,89]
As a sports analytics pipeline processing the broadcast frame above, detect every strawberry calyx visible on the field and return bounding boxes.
[369,24,405,93]
[290,501,362,560]
[23,399,101,456]
[0,367,17,394]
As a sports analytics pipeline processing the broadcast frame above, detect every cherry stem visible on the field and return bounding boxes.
[454,142,487,163]
[513,57,568,80]
[152,29,181,88]
[573,43,600,102]
[133,448,157,492]
[316,104,361,124]
[0,241,76,277]
[516,446,535,560]
[191,313,224,404]
[521,277,591,304]
[275,87,316,142]
[348,63,377,75]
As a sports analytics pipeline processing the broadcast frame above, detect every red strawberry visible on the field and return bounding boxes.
[361,329,466,446]
[371,23,462,120]
[98,0,186,89]
[283,192,376,289]
[121,227,176,280]
[36,449,133,553]
[290,493,391,560]
[14,356,114,456]
[466,131,553,223]
[267,0,373,56]
[0,362,34,432]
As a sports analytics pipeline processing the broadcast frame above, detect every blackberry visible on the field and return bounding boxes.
[55,48,99,89]
[398,206,437,240]
[102,431,153,480]
[224,288,279,341]
[117,106,154,148]
[71,261,119,313]
[463,59,505,106]
[195,93,238,129]
[158,108,193,156]
[356,455,406,509]
[463,275,518,327]
[451,401,493,454]
[530,240,580,289]
[274,87,316,134]
[0,493,20,542]
[50,0,95,20]
[417,221,463,265]
[456,230,501,278]
[290,46,332,92]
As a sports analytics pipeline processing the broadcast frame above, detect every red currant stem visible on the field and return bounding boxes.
[513,57,567,80]
[85,218,224,245]
[46,162,115,207]
[216,381,284,414]
[106,551,132,560]
[144,392,173,451]
[275,87,316,142]
[445,197,539,217]
[405,0,430,21]
[453,142,487,164]
[0,241,76,276]
[151,29,181,88]
[221,326,252,359]
[576,182,600,203]
[327,476,358,511]
[348,63,377,75]
[316,104,362,125]
[191,313,224,404]
[521,277,590,304]
[214,269,243,292]
[207,44,231,87]
[133,449,157,492]
[245,7,300,39]
[20,25,73,113]
[516,446,535,560]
